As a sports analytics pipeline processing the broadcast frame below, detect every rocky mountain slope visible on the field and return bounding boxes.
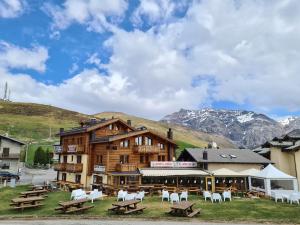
[161,108,288,149]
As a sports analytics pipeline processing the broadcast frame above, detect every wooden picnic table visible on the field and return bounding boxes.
[10,196,45,211]
[109,200,146,215]
[29,184,50,191]
[20,189,48,198]
[169,201,200,217]
[55,199,94,214]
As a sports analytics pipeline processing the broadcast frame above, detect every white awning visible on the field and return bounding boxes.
[240,168,261,176]
[212,168,244,177]
[140,169,209,177]
[254,164,296,179]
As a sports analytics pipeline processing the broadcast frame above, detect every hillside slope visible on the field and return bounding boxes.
[0,101,235,149]
[94,112,235,149]
[0,101,89,141]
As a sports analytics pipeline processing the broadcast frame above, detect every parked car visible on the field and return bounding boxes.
[0,171,20,181]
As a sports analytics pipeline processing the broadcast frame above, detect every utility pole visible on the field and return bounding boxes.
[3,82,8,100]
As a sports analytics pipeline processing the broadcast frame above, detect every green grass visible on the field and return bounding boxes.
[0,186,300,223]
[175,140,198,158]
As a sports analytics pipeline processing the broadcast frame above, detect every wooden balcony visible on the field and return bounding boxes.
[0,153,20,159]
[60,145,86,154]
[65,163,83,173]
[116,163,137,172]
[53,163,66,171]
[133,145,160,154]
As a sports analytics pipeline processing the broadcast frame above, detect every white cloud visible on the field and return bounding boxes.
[86,53,101,68]
[0,41,48,72]
[43,0,128,36]
[3,0,300,119]
[0,0,27,18]
[131,0,188,26]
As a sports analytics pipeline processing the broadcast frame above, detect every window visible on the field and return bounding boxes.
[145,137,152,145]
[63,155,68,163]
[251,178,265,189]
[62,173,67,181]
[115,125,119,131]
[157,143,164,150]
[140,155,144,163]
[220,154,227,158]
[96,155,103,164]
[271,180,294,190]
[2,148,9,157]
[145,155,149,163]
[120,139,130,148]
[75,174,81,184]
[77,155,82,164]
[135,136,143,145]
[120,155,129,164]
[71,155,74,162]
[229,154,237,158]
[161,155,165,161]
[158,155,165,161]
[108,124,113,130]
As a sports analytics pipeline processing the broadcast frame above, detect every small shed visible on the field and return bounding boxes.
[249,164,298,195]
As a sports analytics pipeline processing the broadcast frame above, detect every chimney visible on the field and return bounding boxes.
[127,120,132,126]
[203,150,208,160]
[167,128,173,139]
[112,116,114,119]
[60,128,64,133]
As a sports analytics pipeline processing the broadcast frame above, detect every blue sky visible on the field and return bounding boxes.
[0,0,300,120]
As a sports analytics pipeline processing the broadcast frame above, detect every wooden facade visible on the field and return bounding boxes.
[54,118,177,188]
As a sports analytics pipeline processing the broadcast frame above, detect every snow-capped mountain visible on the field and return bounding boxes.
[278,116,300,132]
[161,109,285,149]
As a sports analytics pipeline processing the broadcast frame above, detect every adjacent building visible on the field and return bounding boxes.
[54,118,177,188]
[0,134,25,173]
[257,129,300,188]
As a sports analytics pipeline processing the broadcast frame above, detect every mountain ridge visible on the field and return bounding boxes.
[161,108,300,148]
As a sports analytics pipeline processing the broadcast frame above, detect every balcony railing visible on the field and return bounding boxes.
[54,163,83,173]
[116,163,137,172]
[133,145,160,154]
[0,153,20,159]
[65,163,83,173]
[94,165,106,173]
[53,163,66,171]
[58,145,86,154]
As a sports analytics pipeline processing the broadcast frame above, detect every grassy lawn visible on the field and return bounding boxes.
[0,186,300,223]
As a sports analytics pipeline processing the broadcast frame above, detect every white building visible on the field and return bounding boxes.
[0,135,25,173]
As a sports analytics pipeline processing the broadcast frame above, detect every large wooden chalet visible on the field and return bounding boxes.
[54,118,177,189]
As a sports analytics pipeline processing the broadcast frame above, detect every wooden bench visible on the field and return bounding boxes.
[64,205,94,214]
[108,205,119,211]
[187,209,201,217]
[13,204,44,210]
[124,206,146,214]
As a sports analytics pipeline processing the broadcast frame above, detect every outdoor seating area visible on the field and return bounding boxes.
[270,190,300,205]
[168,201,200,217]
[108,200,146,215]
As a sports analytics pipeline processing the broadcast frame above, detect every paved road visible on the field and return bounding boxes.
[0,220,278,225]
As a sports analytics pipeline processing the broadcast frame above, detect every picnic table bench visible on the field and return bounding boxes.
[10,196,45,211]
[55,199,94,214]
[108,200,146,215]
[20,189,48,198]
[29,184,50,191]
[168,201,200,217]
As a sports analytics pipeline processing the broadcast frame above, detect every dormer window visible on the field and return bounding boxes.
[229,154,237,158]
[220,154,227,158]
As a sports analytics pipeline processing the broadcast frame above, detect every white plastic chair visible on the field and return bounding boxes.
[88,189,103,203]
[71,189,85,200]
[271,191,283,203]
[222,191,232,201]
[170,193,180,204]
[203,191,212,201]
[135,191,145,202]
[289,193,300,205]
[125,193,136,201]
[212,193,222,203]
[162,190,170,202]
[180,191,188,201]
[117,190,127,201]
[73,189,88,200]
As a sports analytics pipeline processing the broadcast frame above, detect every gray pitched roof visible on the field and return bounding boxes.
[285,129,300,139]
[181,148,272,164]
[0,134,25,145]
